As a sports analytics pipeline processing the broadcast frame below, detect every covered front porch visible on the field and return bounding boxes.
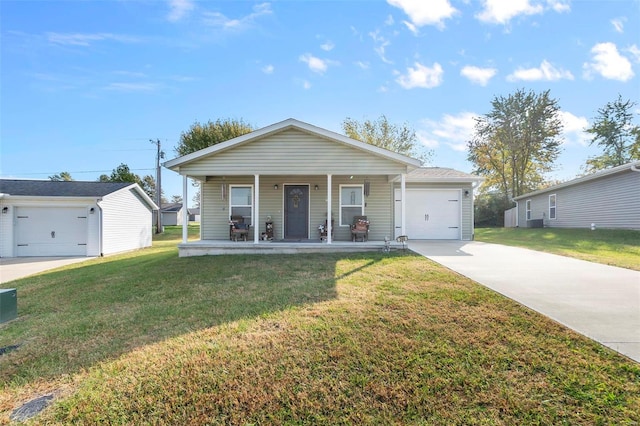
[177,238,409,257]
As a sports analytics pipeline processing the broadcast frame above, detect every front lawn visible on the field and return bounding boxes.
[1,226,639,424]
[475,227,640,271]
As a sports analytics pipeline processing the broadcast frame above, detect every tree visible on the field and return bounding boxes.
[467,89,563,212]
[175,118,255,157]
[583,95,640,173]
[98,163,157,200]
[174,118,254,211]
[49,171,73,181]
[342,115,432,164]
[170,195,183,203]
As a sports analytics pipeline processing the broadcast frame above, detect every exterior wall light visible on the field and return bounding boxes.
[2,207,8,214]
[314,185,319,191]
[274,184,279,190]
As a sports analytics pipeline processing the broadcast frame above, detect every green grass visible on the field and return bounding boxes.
[474,228,640,271]
[1,226,639,424]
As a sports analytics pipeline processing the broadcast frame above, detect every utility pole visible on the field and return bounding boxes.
[150,139,165,234]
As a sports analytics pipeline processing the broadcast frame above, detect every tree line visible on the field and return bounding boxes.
[50,92,638,225]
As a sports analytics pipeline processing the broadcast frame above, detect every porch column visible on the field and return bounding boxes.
[401,173,406,236]
[326,174,332,244]
[182,175,188,244]
[254,174,260,244]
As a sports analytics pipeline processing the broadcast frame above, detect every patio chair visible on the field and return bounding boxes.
[229,215,250,241]
[350,215,369,242]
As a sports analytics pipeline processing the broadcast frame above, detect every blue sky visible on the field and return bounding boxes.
[2,0,639,203]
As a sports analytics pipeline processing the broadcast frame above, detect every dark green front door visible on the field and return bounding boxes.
[284,185,309,239]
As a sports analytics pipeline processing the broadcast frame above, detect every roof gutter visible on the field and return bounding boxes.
[631,163,640,172]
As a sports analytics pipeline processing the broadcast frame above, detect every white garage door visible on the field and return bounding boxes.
[15,207,88,256]
[395,189,461,240]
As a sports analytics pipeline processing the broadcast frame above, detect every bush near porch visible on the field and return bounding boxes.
[0,226,638,424]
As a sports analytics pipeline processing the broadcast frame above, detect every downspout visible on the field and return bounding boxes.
[96,198,104,257]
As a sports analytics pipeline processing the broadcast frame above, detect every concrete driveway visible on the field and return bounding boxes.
[409,240,640,363]
[0,257,94,284]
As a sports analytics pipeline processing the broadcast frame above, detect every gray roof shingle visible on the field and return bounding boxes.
[0,179,132,197]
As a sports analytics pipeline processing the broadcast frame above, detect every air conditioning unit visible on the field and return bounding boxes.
[0,288,17,323]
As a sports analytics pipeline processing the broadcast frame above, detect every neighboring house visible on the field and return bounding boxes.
[164,118,482,256]
[0,180,158,258]
[160,203,184,226]
[512,161,640,229]
[188,207,200,222]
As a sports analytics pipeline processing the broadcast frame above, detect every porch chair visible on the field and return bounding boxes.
[229,215,250,241]
[350,215,369,242]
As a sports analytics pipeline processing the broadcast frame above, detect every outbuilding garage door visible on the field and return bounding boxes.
[15,207,88,256]
[395,189,461,240]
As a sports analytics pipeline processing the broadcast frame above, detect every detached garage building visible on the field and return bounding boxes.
[0,180,158,258]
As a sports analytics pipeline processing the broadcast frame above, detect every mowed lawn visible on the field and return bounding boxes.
[475,227,640,271]
[0,226,638,424]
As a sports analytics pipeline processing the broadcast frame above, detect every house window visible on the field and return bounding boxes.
[229,185,253,225]
[339,185,364,226]
[526,200,531,220]
[549,194,556,220]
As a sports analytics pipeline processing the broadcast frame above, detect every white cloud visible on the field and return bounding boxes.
[262,64,274,74]
[547,0,570,13]
[460,65,497,86]
[106,82,160,92]
[507,60,574,82]
[418,112,478,151]
[626,44,640,63]
[202,2,272,31]
[355,61,370,70]
[320,41,335,51]
[583,42,634,81]
[396,62,444,89]
[403,21,419,35]
[302,80,311,90]
[167,0,195,22]
[299,53,338,74]
[387,0,458,30]
[476,0,543,24]
[369,30,392,64]
[46,32,139,46]
[611,17,625,33]
[385,15,395,26]
[558,111,590,146]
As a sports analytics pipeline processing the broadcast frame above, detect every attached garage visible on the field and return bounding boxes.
[0,180,158,258]
[394,168,483,241]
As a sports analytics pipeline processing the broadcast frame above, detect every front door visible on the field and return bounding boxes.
[284,185,309,239]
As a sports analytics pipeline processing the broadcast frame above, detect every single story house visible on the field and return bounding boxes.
[159,203,184,226]
[0,180,158,257]
[512,161,640,229]
[164,118,483,256]
[188,207,200,222]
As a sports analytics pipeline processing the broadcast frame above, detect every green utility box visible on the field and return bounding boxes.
[0,288,17,324]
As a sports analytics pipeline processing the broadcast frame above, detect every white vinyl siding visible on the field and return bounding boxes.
[339,185,364,226]
[100,187,154,255]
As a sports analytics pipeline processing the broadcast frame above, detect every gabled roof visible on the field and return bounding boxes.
[0,179,131,197]
[164,118,423,170]
[0,179,158,210]
[161,203,183,212]
[513,161,640,200]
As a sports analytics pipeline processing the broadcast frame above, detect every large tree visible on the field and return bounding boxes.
[342,115,432,164]
[49,171,73,181]
[583,95,640,173]
[175,118,255,157]
[467,89,563,210]
[98,163,157,200]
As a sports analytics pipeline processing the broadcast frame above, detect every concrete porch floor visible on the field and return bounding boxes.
[177,239,408,256]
